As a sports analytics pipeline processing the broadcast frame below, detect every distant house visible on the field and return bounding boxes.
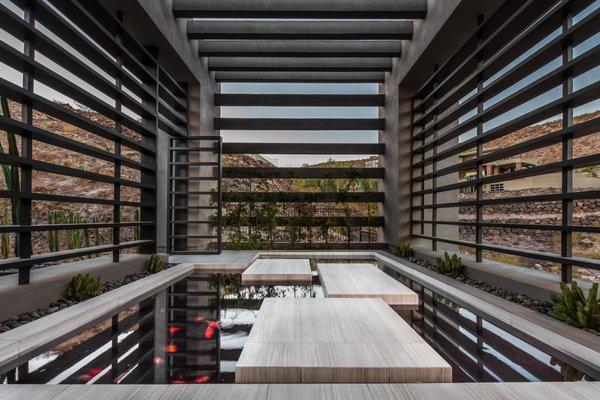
[459,150,600,192]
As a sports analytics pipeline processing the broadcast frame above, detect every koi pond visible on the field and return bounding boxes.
[0,261,595,384]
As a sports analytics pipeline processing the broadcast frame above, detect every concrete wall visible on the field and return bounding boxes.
[99,1,219,252]
[0,255,149,321]
[380,0,506,248]
[187,63,219,252]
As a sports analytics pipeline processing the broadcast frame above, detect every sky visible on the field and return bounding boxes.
[0,0,598,167]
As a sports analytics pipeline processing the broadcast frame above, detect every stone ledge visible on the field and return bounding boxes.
[0,263,194,375]
[0,254,151,321]
[412,247,593,301]
[374,251,600,379]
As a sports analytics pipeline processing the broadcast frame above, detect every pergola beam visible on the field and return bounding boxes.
[215,118,385,130]
[214,71,386,83]
[208,57,393,72]
[215,94,385,107]
[187,20,413,40]
[198,40,402,58]
[222,143,385,155]
[173,0,428,19]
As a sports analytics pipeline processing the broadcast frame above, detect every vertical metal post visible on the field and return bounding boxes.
[215,273,222,381]
[431,64,439,252]
[18,0,34,285]
[141,46,159,254]
[475,315,484,379]
[475,14,485,263]
[153,289,167,384]
[113,11,123,263]
[111,314,119,382]
[217,137,223,253]
[561,8,574,283]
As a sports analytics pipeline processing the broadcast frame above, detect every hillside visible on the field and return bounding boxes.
[1,97,598,256]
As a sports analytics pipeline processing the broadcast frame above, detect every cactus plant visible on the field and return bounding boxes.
[65,274,102,302]
[48,211,61,252]
[89,214,101,246]
[1,208,10,258]
[1,95,20,257]
[133,208,141,241]
[549,281,600,329]
[395,243,413,258]
[148,253,164,274]
[435,252,464,278]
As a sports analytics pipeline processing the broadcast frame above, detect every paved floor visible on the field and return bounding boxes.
[242,258,312,285]
[235,297,451,383]
[318,263,419,307]
[0,382,598,400]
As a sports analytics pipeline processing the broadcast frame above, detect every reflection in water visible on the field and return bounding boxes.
[1,262,595,384]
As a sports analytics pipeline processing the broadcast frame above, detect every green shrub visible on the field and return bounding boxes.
[435,252,463,278]
[66,274,102,302]
[395,243,413,258]
[549,281,600,329]
[148,254,164,274]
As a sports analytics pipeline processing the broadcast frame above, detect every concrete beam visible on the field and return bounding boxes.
[99,0,201,83]
[198,40,402,57]
[173,0,428,19]
[222,142,385,155]
[215,94,385,107]
[187,20,413,40]
[208,57,393,72]
[214,71,386,83]
[215,118,385,131]
[223,167,385,179]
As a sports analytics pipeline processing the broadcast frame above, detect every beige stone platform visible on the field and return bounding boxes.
[318,263,419,307]
[1,383,599,400]
[235,297,451,383]
[242,258,312,285]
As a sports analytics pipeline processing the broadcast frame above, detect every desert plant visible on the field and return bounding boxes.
[48,210,62,252]
[435,252,464,278]
[133,208,141,241]
[1,95,20,257]
[65,274,102,302]
[148,253,164,274]
[88,214,101,246]
[395,243,413,258]
[1,208,10,258]
[549,281,600,329]
[61,211,88,249]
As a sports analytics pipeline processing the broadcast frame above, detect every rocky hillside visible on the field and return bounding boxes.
[485,111,600,166]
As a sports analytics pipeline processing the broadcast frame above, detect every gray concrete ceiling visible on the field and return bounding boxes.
[171,0,429,83]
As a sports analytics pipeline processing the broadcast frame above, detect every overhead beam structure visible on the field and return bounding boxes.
[222,143,385,155]
[187,20,413,40]
[214,71,386,83]
[215,118,386,131]
[208,57,393,72]
[173,0,428,19]
[215,94,385,107]
[198,40,402,58]
[198,40,402,57]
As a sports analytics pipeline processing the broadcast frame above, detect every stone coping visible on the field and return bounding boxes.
[0,263,195,375]
[372,251,600,379]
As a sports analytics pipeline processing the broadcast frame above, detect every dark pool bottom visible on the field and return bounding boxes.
[1,262,594,384]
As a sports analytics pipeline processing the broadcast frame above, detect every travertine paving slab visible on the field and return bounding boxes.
[318,263,419,307]
[0,382,598,400]
[235,298,451,383]
[242,258,312,285]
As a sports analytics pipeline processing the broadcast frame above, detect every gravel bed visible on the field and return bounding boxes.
[404,255,600,337]
[0,265,174,333]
